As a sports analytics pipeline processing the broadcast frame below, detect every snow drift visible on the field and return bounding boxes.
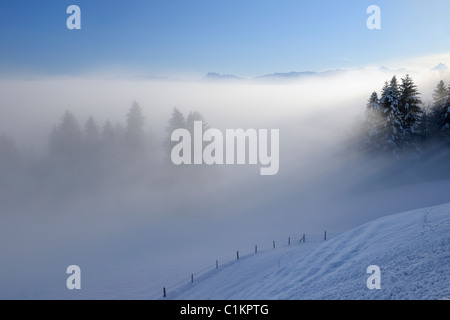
[169,203,450,300]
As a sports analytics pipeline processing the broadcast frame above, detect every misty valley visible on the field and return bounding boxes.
[1,68,450,300]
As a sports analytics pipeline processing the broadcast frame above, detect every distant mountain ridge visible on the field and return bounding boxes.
[202,72,242,81]
[432,63,449,72]
[256,71,318,79]
[202,63,450,82]
[202,70,344,82]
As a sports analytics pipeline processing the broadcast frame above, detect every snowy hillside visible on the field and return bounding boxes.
[168,203,450,300]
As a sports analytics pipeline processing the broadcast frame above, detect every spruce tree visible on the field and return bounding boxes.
[50,111,83,158]
[432,80,448,111]
[101,120,115,146]
[441,85,450,141]
[399,74,422,151]
[389,76,401,99]
[166,107,186,160]
[364,91,383,150]
[84,116,100,150]
[379,81,389,104]
[100,120,118,164]
[430,81,449,141]
[186,111,209,163]
[379,76,404,154]
[186,111,208,135]
[125,101,146,150]
[167,107,186,134]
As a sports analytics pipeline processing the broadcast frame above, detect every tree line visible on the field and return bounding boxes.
[2,77,450,196]
[0,102,207,166]
[0,102,208,212]
[363,75,450,155]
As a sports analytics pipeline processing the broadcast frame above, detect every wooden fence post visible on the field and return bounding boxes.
[273,240,276,249]
[191,274,194,283]
[237,251,239,260]
[216,260,218,269]
[324,231,327,241]
[163,287,166,298]
[255,245,257,253]
[288,237,291,246]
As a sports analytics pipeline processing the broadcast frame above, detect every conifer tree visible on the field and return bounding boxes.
[364,91,383,150]
[186,111,208,135]
[443,86,450,140]
[379,76,404,154]
[84,116,100,150]
[399,74,422,150]
[126,101,146,150]
[167,107,186,135]
[50,111,83,158]
[186,111,209,163]
[430,81,450,141]
[432,80,448,111]
[101,120,115,146]
[166,107,186,160]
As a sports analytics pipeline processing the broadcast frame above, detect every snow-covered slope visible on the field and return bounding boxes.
[169,203,450,300]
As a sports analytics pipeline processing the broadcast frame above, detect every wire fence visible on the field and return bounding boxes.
[161,231,341,298]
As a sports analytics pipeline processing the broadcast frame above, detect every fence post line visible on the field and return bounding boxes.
[165,232,333,299]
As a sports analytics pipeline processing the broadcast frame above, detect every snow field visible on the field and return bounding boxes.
[169,203,450,300]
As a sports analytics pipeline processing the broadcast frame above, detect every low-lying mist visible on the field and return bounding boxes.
[1,67,450,298]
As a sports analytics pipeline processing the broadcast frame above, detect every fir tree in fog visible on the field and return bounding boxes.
[165,107,186,160]
[84,116,101,156]
[101,120,119,157]
[398,74,422,151]
[417,103,433,143]
[379,76,404,155]
[365,75,427,155]
[167,107,186,133]
[424,81,448,141]
[432,81,448,111]
[125,101,146,151]
[364,92,383,151]
[165,108,209,164]
[186,111,208,164]
[186,111,208,134]
[101,120,115,146]
[431,81,450,142]
[50,111,83,159]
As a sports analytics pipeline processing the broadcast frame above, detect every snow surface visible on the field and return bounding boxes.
[166,203,450,300]
[1,199,449,300]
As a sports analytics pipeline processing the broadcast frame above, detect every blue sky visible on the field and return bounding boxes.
[0,0,450,77]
